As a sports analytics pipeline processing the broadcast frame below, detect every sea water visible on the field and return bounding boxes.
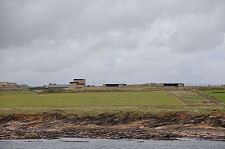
[0,138,224,149]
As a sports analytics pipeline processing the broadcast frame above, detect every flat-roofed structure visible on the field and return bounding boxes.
[103,84,127,87]
[150,83,184,87]
[69,79,86,89]
[47,84,69,88]
[163,83,184,87]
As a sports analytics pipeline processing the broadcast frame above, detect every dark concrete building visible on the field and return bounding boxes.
[150,83,184,87]
[103,84,127,87]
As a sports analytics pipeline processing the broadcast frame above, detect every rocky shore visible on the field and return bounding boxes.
[0,112,225,141]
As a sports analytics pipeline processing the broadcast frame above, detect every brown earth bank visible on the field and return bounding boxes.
[0,112,225,141]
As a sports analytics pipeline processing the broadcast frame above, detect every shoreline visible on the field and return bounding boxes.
[0,112,225,141]
[0,136,224,142]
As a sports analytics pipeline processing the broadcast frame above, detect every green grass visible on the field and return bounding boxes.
[205,90,225,103]
[0,90,224,115]
[0,91,33,96]
[170,91,214,106]
[0,91,183,107]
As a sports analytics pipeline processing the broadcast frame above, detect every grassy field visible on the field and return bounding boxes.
[0,90,224,115]
[0,91,183,107]
[169,91,214,106]
[205,90,225,103]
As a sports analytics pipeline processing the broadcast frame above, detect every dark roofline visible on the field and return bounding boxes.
[103,83,127,85]
[163,83,184,84]
[74,79,85,80]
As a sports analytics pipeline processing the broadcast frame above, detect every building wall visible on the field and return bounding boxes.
[177,83,184,87]
[0,82,17,88]
[0,82,8,87]
[73,79,86,85]
[69,79,86,89]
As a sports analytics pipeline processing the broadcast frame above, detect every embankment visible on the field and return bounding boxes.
[0,112,225,140]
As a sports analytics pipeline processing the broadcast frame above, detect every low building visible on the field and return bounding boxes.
[47,84,69,88]
[69,79,86,89]
[150,83,184,87]
[103,84,127,87]
[0,82,17,88]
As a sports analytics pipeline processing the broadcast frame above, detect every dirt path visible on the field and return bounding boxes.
[197,90,225,107]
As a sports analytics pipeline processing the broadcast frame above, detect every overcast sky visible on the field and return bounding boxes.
[0,0,225,86]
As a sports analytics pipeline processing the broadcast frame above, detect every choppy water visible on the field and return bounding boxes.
[0,138,225,149]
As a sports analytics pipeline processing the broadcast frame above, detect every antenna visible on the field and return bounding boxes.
[93,78,95,86]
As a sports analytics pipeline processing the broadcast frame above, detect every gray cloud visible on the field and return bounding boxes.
[0,0,225,86]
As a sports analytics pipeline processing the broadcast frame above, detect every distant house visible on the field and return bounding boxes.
[103,84,127,87]
[69,79,86,89]
[0,82,17,88]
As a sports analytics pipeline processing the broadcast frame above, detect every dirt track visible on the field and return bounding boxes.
[0,112,225,140]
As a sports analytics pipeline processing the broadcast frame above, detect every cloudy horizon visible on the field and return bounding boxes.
[0,0,225,86]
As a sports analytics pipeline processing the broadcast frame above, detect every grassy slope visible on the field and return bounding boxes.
[170,91,214,106]
[0,90,224,115]
[0,91,182,107]
[205,90,225,103]
[0,91,32,95]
